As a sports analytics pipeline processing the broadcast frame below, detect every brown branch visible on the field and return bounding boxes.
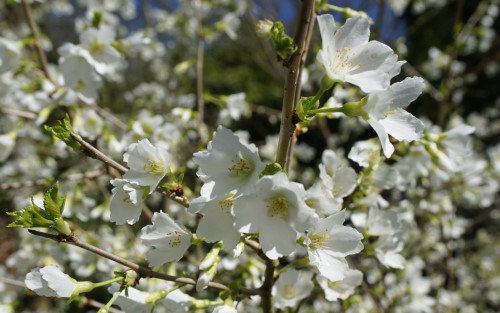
[194,0,205,132]
[28,229,262,296]
[244,239,279,312]
[71,133,129,173]
[20,0,56,86]
[361,278,384,313]
[275,0,315,169]
[0,169,105,190]
[70,133,191,207]
[1,107,37,120]
[83,103,128,131]
[85,299,125,313]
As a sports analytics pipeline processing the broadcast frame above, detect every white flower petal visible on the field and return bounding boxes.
[379,109,424,142]
[368,118,394,158]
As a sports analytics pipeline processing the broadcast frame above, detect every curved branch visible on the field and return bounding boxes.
[28,229,262,296]
[21,0,56,86]
[70,133,190,208]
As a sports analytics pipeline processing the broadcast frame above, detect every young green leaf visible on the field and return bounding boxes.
[43,182,66,218]
[44,114,80,151]
[6,183,71,234]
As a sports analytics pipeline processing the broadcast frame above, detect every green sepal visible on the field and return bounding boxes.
[297,96,319,122]
[270,21,297,59]
[72,281,95,297]
[343,96,369,120]
[91,11,103,28]
[259,163,286,178]
[189,299,223,310]
[114,270,139,287]
[44,114,80,151]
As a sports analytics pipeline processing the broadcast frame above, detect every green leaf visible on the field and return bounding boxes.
[43,182,66,218]
[259,163,286,178]
[44,114,80,151]
[7,202,52,229]
[270,21,297,59]
[6,183,71,234]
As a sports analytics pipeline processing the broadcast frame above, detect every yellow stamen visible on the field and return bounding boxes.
[167,231,183,247]
[144,158,165,175]
[282,285,297,299]
[227,156,254,177]
[267,196,289,219]
[308,232,331,249]
[218,198,234,214]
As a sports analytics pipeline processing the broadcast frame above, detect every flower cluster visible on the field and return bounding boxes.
[1,2,499,313]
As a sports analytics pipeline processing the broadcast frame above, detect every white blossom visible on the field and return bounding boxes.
[140,212,192,266]
[317,268,363,301]
[272,269,314,309]
[58,43,102,103]
[234,173,318,259]
[123,139,171,193]
[109,178,145,225]
[189,182,241,253]
[363,77,426,158]
[25,265,77,298]
[317,14,404,93]
[306,210,364,282]
[193,126,265,198]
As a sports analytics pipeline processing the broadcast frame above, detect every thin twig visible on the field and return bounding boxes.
[0,276,27,288]
[194,0,205,133]
[20,0,56,86]
[244,239,279,313]
[85,299,125,313]
[70,133,191,207]
[83,103,128,131]
[71,133,128,173]
[275,0,315,169]
[1,107,37,120]
[0,169,105,190]
[28,229,262,296]
[361,279,384,313]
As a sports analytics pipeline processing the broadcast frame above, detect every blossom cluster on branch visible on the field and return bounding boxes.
[1,0,499,313]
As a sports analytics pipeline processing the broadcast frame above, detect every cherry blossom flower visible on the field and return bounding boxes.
[233,173,318,259]
[25,264,77,297]
[363,77,426,158]
[317,14,404,93]
[193,126,265,199]
[109,178,145,225]
[272,269,314,309]
[58,43,103,103]
[79,25,121,75]
[189,182,241,253]
[139,212,192,266]
[317,268,363,301]
[306,210,364,282]
[123,139,171,194]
